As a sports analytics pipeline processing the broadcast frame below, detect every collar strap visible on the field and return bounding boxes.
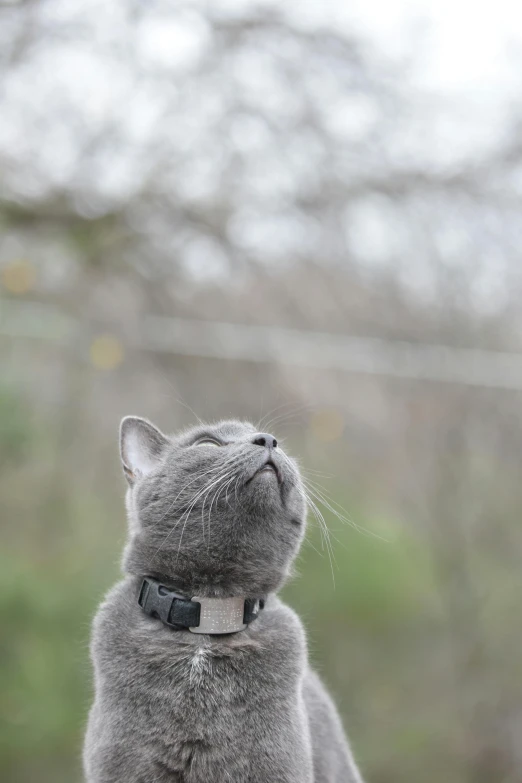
[138,577,265,635]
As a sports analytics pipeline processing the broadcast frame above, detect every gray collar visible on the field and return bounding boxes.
[138,577,265,635]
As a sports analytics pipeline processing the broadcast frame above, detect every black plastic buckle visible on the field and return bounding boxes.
[138,578,190,628]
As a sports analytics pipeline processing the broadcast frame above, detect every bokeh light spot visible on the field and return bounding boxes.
[1,260,36,294]
[89,335,124,370]
[310,409,345,442]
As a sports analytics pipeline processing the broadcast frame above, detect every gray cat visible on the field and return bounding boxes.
[84,416,364,783]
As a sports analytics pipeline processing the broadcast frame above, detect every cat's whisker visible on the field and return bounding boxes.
[198,467,237,548]
[301,488,336,586]
[272,451,337,584]
[233,475,241,508]
[256,401,297,431]
[301,483,355,548]
[257,400,309,432]
[152,453,244,531]
[190,455,250,550]
[260,404,313,434]
[205,473,235,551]
[156,467,236,558]
[174,473,232,563]
[222,475,237,510]
[150,462,227,531]
[299,467,335,479]
[304,534,326,558]
[206,454,252,539]
[278,444,383,543]
[302,478,389,543]
[206,475,237,551]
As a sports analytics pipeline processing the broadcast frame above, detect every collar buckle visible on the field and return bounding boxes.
[138,577,200,629]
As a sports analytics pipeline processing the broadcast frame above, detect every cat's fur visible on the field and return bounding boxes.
[84,417,364,783]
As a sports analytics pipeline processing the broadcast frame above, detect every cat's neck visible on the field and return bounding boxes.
[123,540,286,598]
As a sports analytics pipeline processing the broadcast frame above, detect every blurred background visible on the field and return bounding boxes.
[2,1,522,781]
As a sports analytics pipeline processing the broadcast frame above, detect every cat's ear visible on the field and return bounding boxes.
[120,416,170,485]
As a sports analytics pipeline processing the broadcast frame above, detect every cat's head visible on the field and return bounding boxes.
[119,417,307,596]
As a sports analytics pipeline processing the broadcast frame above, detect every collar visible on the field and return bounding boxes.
[138,577,265,635]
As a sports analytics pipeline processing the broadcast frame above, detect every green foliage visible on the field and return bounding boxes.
[0,388,31,465]
[1,464,121,782]
[285,507,435,630]
[0,553,94,781]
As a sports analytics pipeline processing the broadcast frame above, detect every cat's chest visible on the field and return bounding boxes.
[143,636,300,724]
[165,641,282,702]
[142,643,305,782]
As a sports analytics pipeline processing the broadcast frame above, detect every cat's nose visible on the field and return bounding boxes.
[252,433,278,449]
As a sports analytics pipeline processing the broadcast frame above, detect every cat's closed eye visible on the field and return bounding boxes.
[194,437,223,447]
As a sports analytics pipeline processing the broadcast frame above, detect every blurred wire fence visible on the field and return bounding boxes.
[8,299,522,390]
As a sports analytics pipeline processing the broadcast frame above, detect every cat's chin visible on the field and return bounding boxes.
[249,470,281,495]
[242,478,284,511]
